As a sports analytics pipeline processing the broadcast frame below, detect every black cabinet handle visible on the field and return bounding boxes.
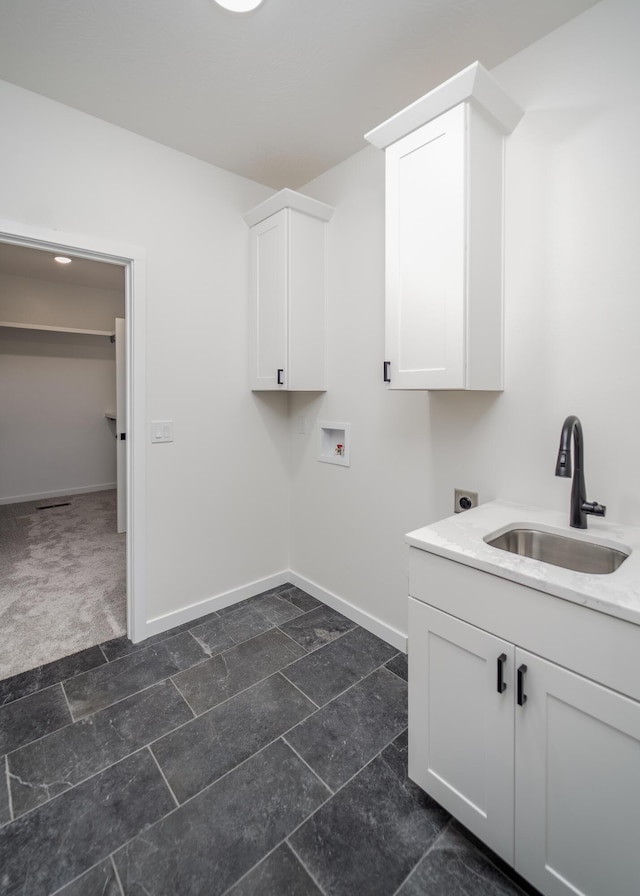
[383,361,391,383]
[277,368,284,385]
[497,653,507,693]
[517,664,528,706]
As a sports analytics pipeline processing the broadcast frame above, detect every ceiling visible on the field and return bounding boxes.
[0,243,125,291]
[0,0,601,191]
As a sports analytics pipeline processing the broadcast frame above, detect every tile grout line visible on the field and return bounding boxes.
[0,647,110,708]
[285,733,418,895]
[102,617,216,662]
[67,677,168,724]
[0,677,69,712]
[3,621,400,821]
[147,744,180,809]
[94,733,322,844]
[3,670,404,852]
[6,678,203,823]
[275,620,358,657]
[62,628,227,722]
[281,651,403,709]
[287,838,332,896]
[4,753,14,825]
[168,633,312,716]
[2,630,231,751]
[445,821,537,896]
[389,818,455,896]
[278,736,411,888]
[5,744,159,825]
[166,675,197,718]
[47,854,124,896]
[0,684,77,757]
[1,594,418,896]
[60,677,75,721]
[146,674,323,801]
[169,626,390,722]
[160,655,405,810]
[17,664,314,810]
[280,736,334,798]
[299,726,407,803]
[277,671,320,710]
[0,591,326,706]
[7,676,185,763]
[110,853,126,896]
[2,608,395,773]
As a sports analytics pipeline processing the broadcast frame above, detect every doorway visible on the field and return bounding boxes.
[0,219,147,674]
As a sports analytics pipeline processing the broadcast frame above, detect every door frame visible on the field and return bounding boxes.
[0,218,147,642]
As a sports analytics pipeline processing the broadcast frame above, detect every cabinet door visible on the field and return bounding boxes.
[385,105,466,389]
[249,209,287,390]
[408,599,515,862]
[515,650,640,896]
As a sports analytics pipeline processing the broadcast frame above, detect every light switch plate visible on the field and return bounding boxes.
[151,420,174,443]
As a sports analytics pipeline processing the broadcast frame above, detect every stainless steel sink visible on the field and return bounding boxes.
[485,528,629,574]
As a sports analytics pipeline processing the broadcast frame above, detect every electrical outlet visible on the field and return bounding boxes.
[454,488,478,513]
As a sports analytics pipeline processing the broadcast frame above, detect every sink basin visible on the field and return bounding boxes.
[485,527,629,575]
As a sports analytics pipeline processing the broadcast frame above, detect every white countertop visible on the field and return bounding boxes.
[406,500,640,627]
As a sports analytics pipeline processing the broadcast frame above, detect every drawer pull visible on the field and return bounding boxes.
[517,664,528,706]
[497,653,507,693]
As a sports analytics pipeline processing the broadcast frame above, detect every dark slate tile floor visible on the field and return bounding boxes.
[0,583,538,896]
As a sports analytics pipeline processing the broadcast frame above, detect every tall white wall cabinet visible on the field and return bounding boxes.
[366,62,523,390]
[244,188,334,391]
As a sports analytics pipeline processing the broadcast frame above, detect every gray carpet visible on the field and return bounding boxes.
[0,490,126,680]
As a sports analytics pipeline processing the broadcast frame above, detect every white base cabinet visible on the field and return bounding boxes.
[515,651,640,896]
[409,593,640,896]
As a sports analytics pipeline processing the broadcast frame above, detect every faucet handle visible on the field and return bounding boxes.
[582,501,606,517]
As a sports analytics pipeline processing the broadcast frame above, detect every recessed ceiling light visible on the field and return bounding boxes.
[54,256,72,264]
[213,0,264,11]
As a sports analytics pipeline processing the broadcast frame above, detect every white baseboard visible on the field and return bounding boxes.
[0,483,117,506]
[288,570,407,653]
[144,570,292,639]
[144,568,408,653]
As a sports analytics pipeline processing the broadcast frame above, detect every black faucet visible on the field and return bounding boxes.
[555,415,606,529]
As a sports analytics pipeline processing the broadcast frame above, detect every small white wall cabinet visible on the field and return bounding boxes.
[366,62,524,390]
[408,552,640,896]
[244,188,334,391]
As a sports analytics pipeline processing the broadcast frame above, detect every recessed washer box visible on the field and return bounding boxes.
[318,422,350,467]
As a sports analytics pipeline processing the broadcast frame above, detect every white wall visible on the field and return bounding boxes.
[1,0,636,645]
[291,0,640,640]
[0,79,285,625]
[0,274,125,502]
[288,148,434,643]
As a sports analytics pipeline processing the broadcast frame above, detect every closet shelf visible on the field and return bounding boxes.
[0,321,115,338]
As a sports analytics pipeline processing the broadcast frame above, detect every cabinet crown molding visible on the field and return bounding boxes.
[243,188,334,228]
[364,60,524,150]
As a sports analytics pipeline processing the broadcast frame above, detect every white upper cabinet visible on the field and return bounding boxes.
[366,62,524,390]
[244,188,334,391]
